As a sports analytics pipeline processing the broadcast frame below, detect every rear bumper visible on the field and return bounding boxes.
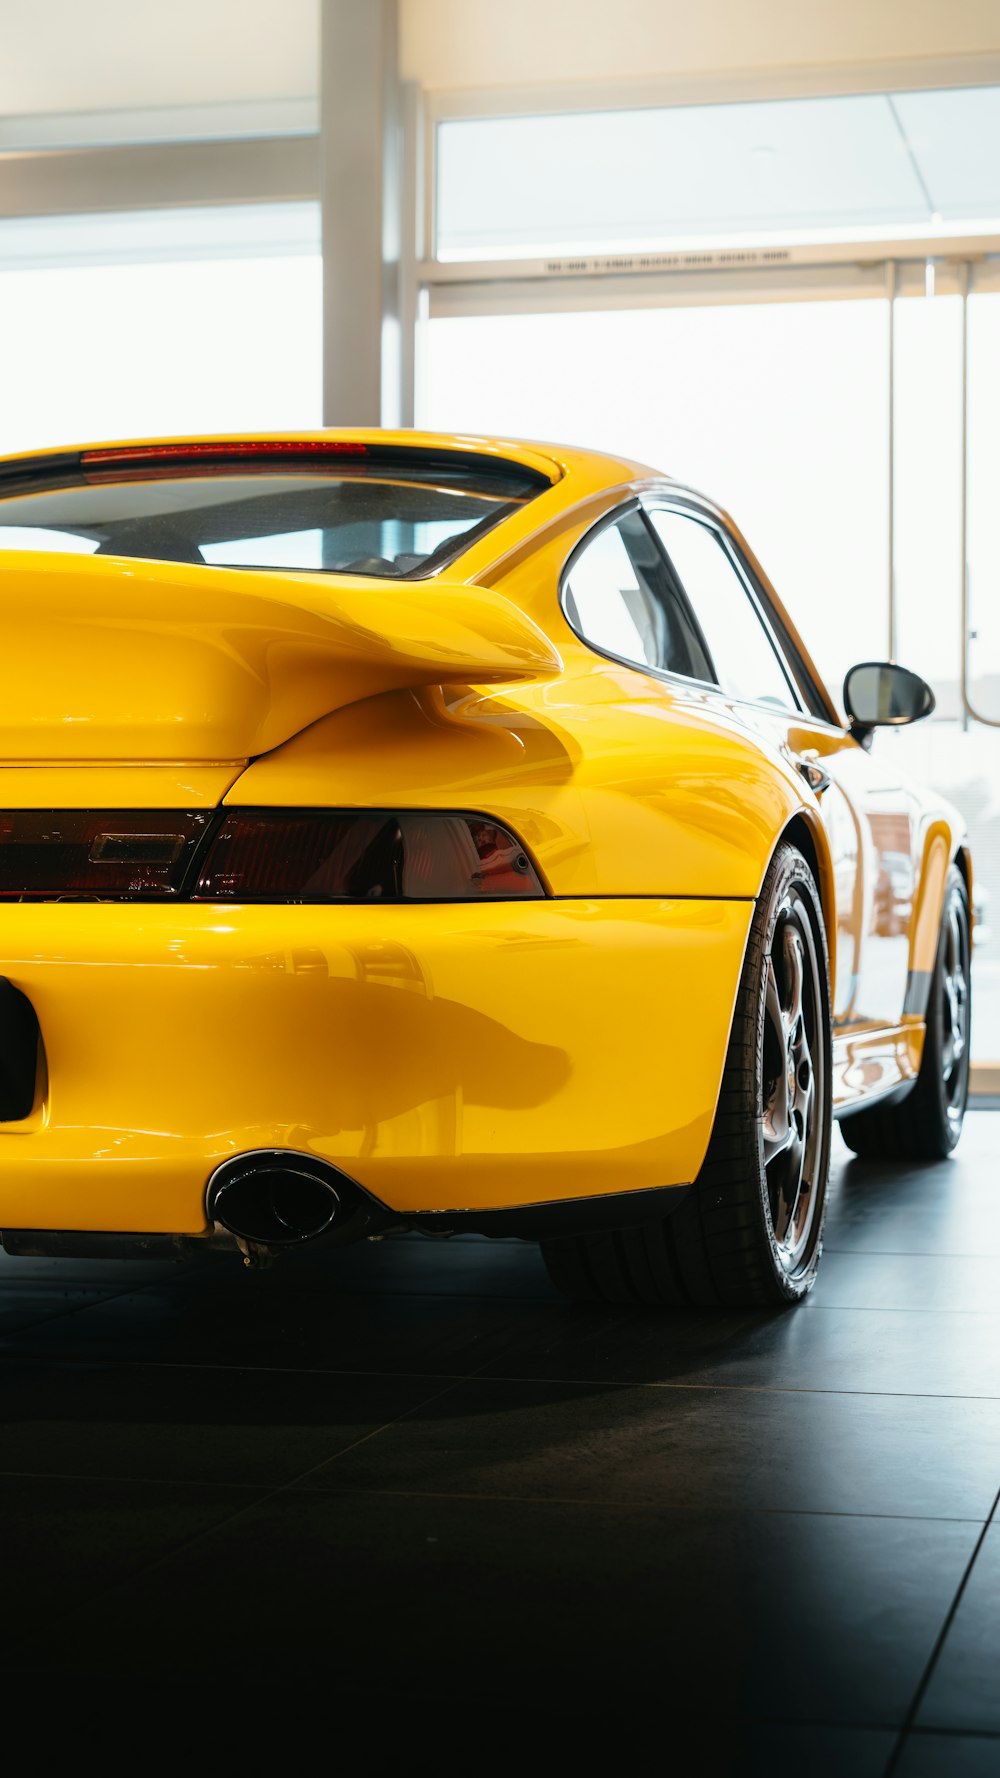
[0,898,751,1236]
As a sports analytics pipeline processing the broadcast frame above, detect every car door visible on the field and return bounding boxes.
[644,500,915,1033]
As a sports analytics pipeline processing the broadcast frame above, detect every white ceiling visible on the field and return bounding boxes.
[2,0,1000,124]
[0,0,318,116]
[401,0,1000,91]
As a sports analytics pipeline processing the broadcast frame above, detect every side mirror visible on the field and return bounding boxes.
[843,661,935,743]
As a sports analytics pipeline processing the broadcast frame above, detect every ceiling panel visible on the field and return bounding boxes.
[437,85,1000,258]
[893,85,1000,216]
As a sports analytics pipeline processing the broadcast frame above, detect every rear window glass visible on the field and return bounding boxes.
[0,445,550,578]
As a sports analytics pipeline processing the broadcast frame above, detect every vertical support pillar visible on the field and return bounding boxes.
[320,0,402,427]
[886,258,897,662]
[398,80,425,429]
[959,259,971,730]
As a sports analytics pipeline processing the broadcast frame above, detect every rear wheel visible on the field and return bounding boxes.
[840,864,971,1162]
[540,842,832,1308]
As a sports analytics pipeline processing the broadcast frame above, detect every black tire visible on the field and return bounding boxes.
[840,864,971,1162]
[541,841,833,1308]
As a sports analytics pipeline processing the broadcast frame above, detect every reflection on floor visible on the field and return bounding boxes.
[1,1116,999,1771]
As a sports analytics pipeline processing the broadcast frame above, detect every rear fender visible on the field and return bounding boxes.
[777,809,838,967]
[901,822,970,1021]
[231,670,823,906]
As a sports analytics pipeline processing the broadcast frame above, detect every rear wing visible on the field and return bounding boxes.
[0,551,562,762]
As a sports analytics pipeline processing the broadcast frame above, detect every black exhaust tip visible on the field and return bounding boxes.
[207,1152,347,1246]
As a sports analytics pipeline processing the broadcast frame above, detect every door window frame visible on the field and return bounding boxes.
[559,491,827,723]
[641,495,811,718]
[558,498,723,697]
[645,496,842,728]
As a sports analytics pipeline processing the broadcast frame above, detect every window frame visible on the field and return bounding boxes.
[644,497,806,715]
[643,493,842,723]
[738,565,841,726]
[559,492,813,720]
[558,498,726,696]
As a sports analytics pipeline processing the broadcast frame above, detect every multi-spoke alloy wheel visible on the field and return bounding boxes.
[841,862,971,1162]
[540,840,833,1308]
[761,888,828,1284]
[940,890,971,1137]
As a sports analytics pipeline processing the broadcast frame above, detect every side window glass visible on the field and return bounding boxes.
[563,510,714,682]
[649,509,798,712]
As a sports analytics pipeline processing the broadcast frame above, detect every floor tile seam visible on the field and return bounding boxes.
[818,1258,1000,1273]
[11,1479,283,1665]
[0,1356,465,1385]
[260,1346,534,1497]
[0,1285,154,1339]
[0,1288,134,1315]
[720,1713,919,1734]
[0,1274,180,1289]
[265,1376,478,1494]
[8,1353,1000,1405]
[0,1673,912,1731]
[284,1483,990,1524]
[5,1355,1000,1403]
[478,1375,1000,1401]
[885,1479,1000,1775]
[0,1358,473,1386]
[230,1290,559,1306]
[296,1293,558,1304]
[66,1286,563,1308]
[805,1299,1000,1315]
[904,1725,1000,1740]
[806,1301,1000,1315]
[822,1249,1000,1262]
[711,1717,1000,1742]
[13,1373,470,1659]
[0,1467,266,1492]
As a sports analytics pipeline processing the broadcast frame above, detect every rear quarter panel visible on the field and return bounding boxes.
[236,510,828,910]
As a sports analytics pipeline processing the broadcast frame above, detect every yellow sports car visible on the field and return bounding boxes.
[0,432,971,1307]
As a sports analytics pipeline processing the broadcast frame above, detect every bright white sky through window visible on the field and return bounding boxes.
[0,207,322,454]
[423,295,1000,715]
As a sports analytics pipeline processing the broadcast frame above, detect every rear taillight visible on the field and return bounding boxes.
[0,811,212,899]
[193,811,545,902]
[0,809,545,901]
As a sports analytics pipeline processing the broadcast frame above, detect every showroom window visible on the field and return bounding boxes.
[421,78,1000,1077]
[423,298,891,698]
[0,202,322,453]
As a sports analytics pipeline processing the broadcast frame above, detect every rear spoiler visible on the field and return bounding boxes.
[0,551,562,762]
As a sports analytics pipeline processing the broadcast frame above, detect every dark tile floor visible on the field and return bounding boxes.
[1,1116,998,1771]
